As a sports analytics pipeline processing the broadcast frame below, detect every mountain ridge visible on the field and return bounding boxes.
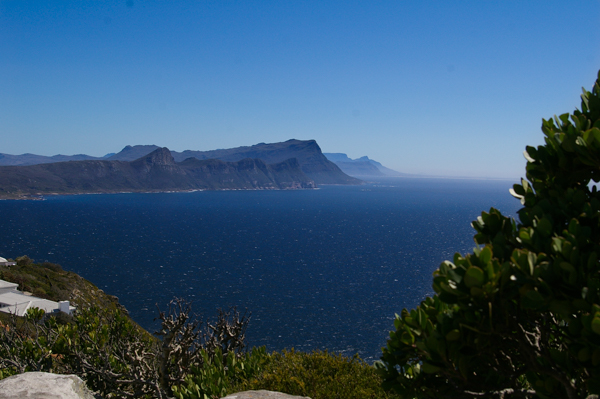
[0,148,317,199]
[116,140,359,185]
[0,140,361,186]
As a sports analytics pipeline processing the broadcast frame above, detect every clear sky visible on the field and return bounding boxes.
[2,1,599,179]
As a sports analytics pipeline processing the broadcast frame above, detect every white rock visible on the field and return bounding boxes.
[0,372,97,399]
[223,390,311,399]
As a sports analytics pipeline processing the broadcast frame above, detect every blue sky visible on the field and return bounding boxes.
[2,1,599,178]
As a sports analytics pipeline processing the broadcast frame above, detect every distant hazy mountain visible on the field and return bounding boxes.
[106,140,360,185]
[323,153,403,177]
[0,148,316,199]
[0,153,108,166]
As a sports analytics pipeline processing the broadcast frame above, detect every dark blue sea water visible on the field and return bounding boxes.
[0,177,520,361]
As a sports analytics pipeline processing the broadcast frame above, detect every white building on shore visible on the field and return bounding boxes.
[0,257,16,266]
[0,279,75,317]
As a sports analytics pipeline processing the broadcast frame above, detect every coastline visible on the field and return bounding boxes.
[0,185,321,201]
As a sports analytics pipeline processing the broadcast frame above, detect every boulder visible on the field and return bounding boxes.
[0,372,97,399]
[223,391,311,399]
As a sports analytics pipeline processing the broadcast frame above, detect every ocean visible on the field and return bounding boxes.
[0,177,521,361]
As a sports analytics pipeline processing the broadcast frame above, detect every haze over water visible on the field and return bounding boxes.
[0,177,520,361]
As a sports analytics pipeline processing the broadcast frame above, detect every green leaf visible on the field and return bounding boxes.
[536,217,553,237]
[523,149,535,163]
[509,188,524,200]
[445,329,461,341]
[421,362,441,374]
[552,237,563,253]
[511,184,525,196]
[559,262,575,273]
[479,246,492,265]
[578,347,591,362]
[522,289,545,309]
[400,330,414,345]
[527,252,537,275]
[464,267,484,288]
[440,281,458,294]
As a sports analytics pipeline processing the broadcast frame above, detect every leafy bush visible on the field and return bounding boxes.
[235,349,400,399]
[173,346,267,399]
[41,261,63,272]
[15,255,33,266]
[0,299,260,398]
[0,307,57,380]
[377,72,600,398]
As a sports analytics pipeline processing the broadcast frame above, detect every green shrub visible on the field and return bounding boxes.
[0,299,257,398]
[15,256,33,266]
[32,287,47,298]
[41,262,63,272]
[173,346,268,399]
[377,72,600,398]
[235,349,400,399]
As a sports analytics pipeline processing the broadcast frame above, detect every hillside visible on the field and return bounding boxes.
[0,257,128,317]
[0,148,316,199]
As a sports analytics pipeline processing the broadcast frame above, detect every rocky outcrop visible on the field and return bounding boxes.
[130,147,177,167]
[223,390,311,399]
[0,373,311,399]
[0,372,97,399]
[107,145,161,161]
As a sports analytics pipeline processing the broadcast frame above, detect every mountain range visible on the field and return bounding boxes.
[0,140,369,199]
[0,140,362,184]
[107,140,359,185]
[0,147,320,199]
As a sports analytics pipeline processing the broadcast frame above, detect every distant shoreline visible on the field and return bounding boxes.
[0,186,321,201]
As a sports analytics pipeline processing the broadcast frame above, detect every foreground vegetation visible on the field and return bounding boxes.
[0,303,395,399]
[377,72,600,398]
[233,349,400,399]
[0,296,256,398]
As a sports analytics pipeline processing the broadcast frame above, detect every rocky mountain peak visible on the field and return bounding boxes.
[135,147,176,166]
